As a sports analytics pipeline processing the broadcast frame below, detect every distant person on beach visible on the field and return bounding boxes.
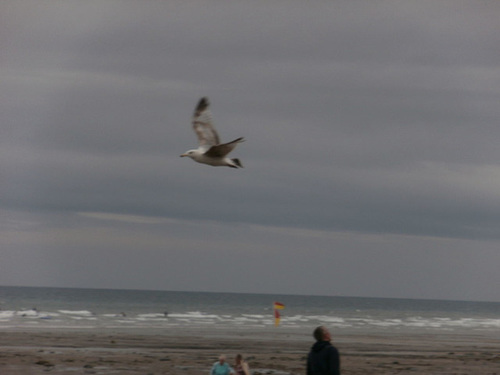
[233,354,250,375]
[307,326,340,375]
[210,355,234,375]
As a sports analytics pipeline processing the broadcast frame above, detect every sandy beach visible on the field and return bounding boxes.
[0,330,498,374]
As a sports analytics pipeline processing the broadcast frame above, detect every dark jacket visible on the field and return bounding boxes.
[306,340,340,375]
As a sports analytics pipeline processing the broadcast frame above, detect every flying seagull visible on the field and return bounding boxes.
[180,97,244,168]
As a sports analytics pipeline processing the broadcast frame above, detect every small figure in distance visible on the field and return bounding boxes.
[210,354,234,375]
[233,354,250,375]
[307,326,340,375]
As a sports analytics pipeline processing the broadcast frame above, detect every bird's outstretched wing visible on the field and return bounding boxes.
[205,137,245,158]
[192,97,220,146]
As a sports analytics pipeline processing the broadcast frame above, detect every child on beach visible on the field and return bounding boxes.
[234,354,250,375]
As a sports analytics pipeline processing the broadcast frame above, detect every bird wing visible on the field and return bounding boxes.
[205,137,244,158]
[192,97,220,146]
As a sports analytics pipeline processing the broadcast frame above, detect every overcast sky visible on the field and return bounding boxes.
[2,1,500,302]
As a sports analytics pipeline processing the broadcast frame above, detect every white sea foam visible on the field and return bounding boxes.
[137,313,166,319]
[168,312,221,320]
[16,309,39,317]
[2,286,499,336]
[2,309,500,333]
[0,311,16,320]
[58,310,94,316]
[242,314,266,319]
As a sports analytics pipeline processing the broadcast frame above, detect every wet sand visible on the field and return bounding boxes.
[0,330,499,374]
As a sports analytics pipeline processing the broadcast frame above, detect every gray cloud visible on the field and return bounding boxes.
[1,0,500,300]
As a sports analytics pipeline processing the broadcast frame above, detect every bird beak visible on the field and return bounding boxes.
[180,153,188,157]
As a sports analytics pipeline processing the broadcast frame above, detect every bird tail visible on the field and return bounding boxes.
[231,158,243,168]
[229,137,245,144]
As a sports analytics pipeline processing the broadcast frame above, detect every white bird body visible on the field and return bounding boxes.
[180,97,244,168]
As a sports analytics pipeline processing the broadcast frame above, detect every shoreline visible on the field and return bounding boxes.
[1,330,499,374]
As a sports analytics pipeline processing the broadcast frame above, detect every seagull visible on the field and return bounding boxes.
[180,97,244,168]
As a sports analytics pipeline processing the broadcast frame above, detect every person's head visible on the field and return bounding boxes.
[313,326,331,342]
[218,355,226,364]
[235,354,243,364]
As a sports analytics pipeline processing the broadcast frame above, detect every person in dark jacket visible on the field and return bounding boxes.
[307,326,340,375]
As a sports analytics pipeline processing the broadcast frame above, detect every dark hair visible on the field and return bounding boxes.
[235,354,243,362]
[313,326,326,341]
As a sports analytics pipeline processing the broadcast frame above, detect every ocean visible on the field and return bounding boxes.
[1,286,499,338]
